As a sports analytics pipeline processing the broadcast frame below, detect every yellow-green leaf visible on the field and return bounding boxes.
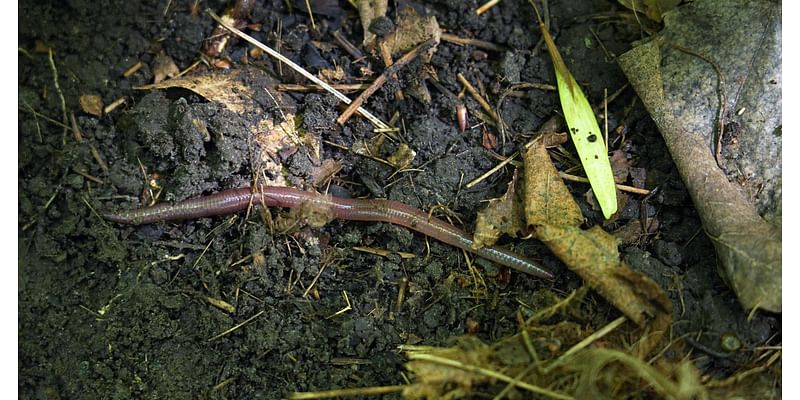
[538,21,617,219]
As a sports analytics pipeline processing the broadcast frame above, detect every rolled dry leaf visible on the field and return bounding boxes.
[617,0,781,312]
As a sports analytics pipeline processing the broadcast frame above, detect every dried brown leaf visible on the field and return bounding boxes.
[612,218,660,246]
[312,158,343,187]
[383,6,441,62]
[474,171,525,248]
[79,94,103,117]
[609,150,630,184]
[538,224,670,327]
[254,115,302,187]
[136,70,254,114]
[387,143,416,170]
[523,137,671,352]
[617,0,781,312]
[524,137,583,228]
[319,64,345,82]
[152,50,180,84]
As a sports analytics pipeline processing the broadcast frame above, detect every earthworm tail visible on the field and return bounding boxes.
[104,186,553,279]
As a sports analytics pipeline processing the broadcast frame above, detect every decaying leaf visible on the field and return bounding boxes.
[312,158,343,187]
[386,143,416,170]
[617,0,781,312]
[609,150,630,183]
[613,217,660,246]
[254,115,303,185]
[569,348,706,399]
[617,0,681,22]
[351,133,386,159]
[136,68,315,189]
[382,6,441,62]
[290,194,336,228]
[473,171,525,248]
[524,139,583,228]
[319,64,345,82]
[523,137,671,351]
[379,6,442,104]
[152,50,180,84]
[400,316,701,399]
[539,131,569,148]
[79,94,103,117]
[135,70,254,115]
[584,185,628,223]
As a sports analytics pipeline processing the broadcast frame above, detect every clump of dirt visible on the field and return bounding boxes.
[19,0,779,398]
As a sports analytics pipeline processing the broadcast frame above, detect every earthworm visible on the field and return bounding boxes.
[104,186,553,279]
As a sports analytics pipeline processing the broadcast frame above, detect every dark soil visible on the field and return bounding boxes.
[19,0,779,398]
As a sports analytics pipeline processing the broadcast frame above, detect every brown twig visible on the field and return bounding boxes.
[74,168,104,184]
[275,83,370,93]
[336,38,436,125]
[70,113,109,174]
[457,73,504,130]
[379,41,405,101]
[441,33,505,52]
[303,0,316,30]
[331,30,364,60]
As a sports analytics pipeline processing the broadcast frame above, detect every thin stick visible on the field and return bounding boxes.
[476,0,502,15]
[336,38,435,125]
[207,310,265,341]
[467,153,649,195]
[331,30,364,60]
[74,168,104,184]
[290,385,406,399]
[466,150,518,189]
[304,0,317,30]
[69,113,84,142]
[22,187,62,231]
[19,105,70,130]
[457,73,503,128]
[48,49,69,145]
[103,97,127,114]
[559,171,650,195]
[604,88,609,150]
[206,9,389,130]
[441,33,505,52]
[276,83,370,93]
[89,144,110,174]
[379,41,405,101]
[123,61,143,77]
